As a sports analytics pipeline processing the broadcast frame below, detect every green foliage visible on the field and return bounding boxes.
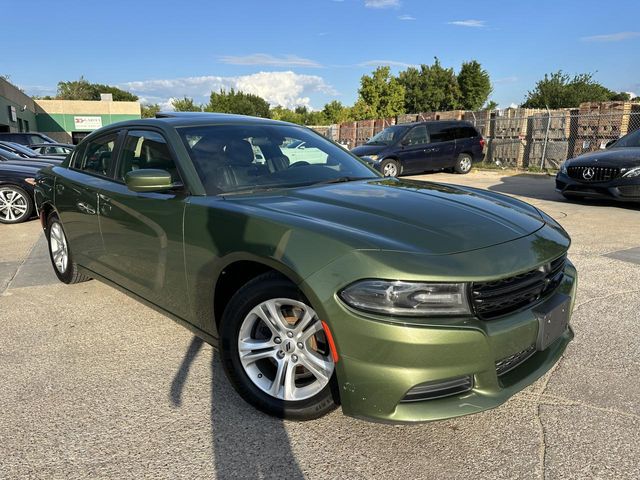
[457,61,492,110]
[141,103,161,118]
[204,88,270,118]
[609,91,631,101]
[521,71,614,108]
[322,100,350,124]
[484,100,499,110]
[357,66,405,118]
[56,76,138,101]
[397,59,461,112]
[171,97,201,112]
[270,105,327,125]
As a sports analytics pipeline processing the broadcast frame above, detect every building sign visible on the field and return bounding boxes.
[73,116,103,130]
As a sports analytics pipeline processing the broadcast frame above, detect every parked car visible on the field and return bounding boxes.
[0,162,39,223]
[0,141,65,161]
[29,143,75,157]
[557,128,640,202]
[280,139,328,164]
[351,121,485,177]
[35,113,576,423]
[0,132,56,146]
[0,150,62,168]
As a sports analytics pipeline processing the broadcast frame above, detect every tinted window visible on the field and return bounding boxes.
[178,124,377,194]
[403,125,429,146]
[78,133,118,177]
[612,129,640,148]
[456,126,479,139]
[428,123,457,143]
[119,130,180,183]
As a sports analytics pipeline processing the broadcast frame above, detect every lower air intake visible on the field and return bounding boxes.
[400,376,473,403]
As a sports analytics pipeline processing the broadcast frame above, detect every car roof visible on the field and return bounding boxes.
[129,112,295,129]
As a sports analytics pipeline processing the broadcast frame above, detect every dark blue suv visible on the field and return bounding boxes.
[351,121,485,176]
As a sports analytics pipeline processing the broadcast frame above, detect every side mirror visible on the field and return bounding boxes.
[125,169,174,193]
[400,138,410,146]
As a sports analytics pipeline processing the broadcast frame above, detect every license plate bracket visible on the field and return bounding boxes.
[534,294,571,351]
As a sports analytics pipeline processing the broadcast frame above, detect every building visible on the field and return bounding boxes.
[0,77,141,144]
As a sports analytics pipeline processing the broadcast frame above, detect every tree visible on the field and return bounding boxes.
[56,76,138,101]
[270,106,304,124]
[397,59,461,112]
[141,103,161,118]
[205,88,270,118]
[322,100,350,124]
[484,100,499,110]
[457,61,492,110]
[358,66,405,118]
[349,99,374,121]
[521,71,614,108]
[171,96,201,111]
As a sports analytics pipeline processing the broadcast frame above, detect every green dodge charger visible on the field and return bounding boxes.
[34,113,577,423]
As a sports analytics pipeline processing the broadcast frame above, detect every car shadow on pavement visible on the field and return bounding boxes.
[170,336,305,479]
[487,173,640,210]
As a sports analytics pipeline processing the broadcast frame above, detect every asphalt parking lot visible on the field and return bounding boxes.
[1,170,638,479]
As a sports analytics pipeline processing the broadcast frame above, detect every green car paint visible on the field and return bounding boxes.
[34,114,576,423]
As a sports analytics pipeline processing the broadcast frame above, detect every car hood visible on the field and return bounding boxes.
[0,159,49,170]
[0,163,41,174]
[350,144,388,157]
[569,147,640,168]
[232,178,549,255]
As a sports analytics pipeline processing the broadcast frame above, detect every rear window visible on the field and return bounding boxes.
[456,126,479,139]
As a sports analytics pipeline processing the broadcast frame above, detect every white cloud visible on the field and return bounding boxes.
[219,53,321,68]
[359,59,415,68]
[365,0,400,9]
[121,71,336,110]
[448,19,486,28]
[581,31,640,42]
[398,14,415,20]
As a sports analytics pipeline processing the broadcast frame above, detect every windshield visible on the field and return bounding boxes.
[611,129,640,149]
[366,125,409,145]
[178,124,379,194]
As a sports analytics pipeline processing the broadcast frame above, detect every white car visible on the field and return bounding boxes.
[281,140,328,165]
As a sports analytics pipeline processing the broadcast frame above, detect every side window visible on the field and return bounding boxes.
[429,123,458,143]
[118,130,180,183]
[403,125,429,146]
[78,133,118,177]
[456,126,478,139]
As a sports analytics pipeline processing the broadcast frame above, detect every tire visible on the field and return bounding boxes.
[454,153,473,174]
[219,271,339,420]
[46,213,92,284]
[380,158,400,177]
[0,185,33,224]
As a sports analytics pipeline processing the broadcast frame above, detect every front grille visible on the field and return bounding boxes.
[567,166,620,183]
[496,345,536,376]
[618,185,640,198]
[471,255,566,320]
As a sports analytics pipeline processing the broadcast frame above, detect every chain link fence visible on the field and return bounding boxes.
[310,102,640,171]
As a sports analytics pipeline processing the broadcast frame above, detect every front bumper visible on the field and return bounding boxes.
[556,172,640,202]
[302,247,577,423]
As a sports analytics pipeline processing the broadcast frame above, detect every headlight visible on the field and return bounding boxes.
[622,167,640,178]
[364,155,379,162]
[560,162,568,174]
[339,280,470,316]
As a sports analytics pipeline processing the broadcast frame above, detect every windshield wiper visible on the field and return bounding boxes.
[313,176,376,185]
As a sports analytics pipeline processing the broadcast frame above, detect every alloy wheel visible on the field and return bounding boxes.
[383,162,398,177]
[237,298,335,401]
[459,156,472,172]
[0,187,28,223]
[49,222,69,274]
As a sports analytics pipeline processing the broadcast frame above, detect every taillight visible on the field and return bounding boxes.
[479,138,485,149]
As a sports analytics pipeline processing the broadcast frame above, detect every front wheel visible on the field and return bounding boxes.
[454,153,473,174]
[219,272,338,420]
[0,185,33,224]
[380,158,400,177]
[46,214,92,284]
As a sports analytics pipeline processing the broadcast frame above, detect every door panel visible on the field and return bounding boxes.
[98,185,189,318]
[54,133,119,274]
[98,129,189,318]
[426,123,458,168]
[397,125,430,173]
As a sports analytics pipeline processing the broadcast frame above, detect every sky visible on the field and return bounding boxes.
[3,0,639,111]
